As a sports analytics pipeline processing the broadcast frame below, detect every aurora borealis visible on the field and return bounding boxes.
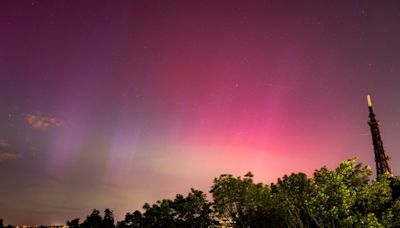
[1,1,400,225]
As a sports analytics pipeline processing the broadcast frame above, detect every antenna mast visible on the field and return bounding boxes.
[367,95,392,177]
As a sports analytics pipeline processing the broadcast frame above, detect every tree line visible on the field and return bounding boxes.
[2,158,400,227]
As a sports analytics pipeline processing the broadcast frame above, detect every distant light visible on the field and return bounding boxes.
[367,94,372,107]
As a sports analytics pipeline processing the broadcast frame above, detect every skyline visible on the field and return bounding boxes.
[1,1,400,225]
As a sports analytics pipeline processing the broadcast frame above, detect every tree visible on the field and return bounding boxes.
[0,219,12,228]
[301,158,393,227]
[271,172,315,227]
[117,210,144,228]
[102,208,115,228]
[304,165,358,227]
[119,189,214,227]
[68,158,400,227]
[171,188,214,227]
[211,172,285,227]
[142,199,175,227]
[382,198,400,227]
[66,218,80,228]
[81,209,103,228]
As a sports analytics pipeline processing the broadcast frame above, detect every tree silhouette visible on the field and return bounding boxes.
[118,189,214,227]
[68,158,400,227]
[66,218,80,228]
[81,209,102,228]
[117,210,144,227]
[102,208,115,228]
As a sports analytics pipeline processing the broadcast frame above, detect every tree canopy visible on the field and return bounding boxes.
[64,158,400,227]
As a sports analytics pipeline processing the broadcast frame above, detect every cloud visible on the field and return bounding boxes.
[0,138,10,147]
[0,138,20,162]
[0,151,21,162]
[25,113,63,130]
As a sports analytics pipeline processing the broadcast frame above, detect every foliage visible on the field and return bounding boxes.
[64,158,400,227]
[66,218,80,228]
[271,172,315,227]
[211,172,285,227]
[117,188,214,227]
[67,208,115,228]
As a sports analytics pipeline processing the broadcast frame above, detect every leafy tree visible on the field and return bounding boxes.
[171,188,214,227]
[119,188,213,227]
[68,158,400,227]
[81,209,103,228]
[271,172,315,227]
[117,210,144,228]
[305,165,357,227]
[66,218,80,228]
[68,209,115,228]
[382,199,400,227]
[301,158,393,227]
[211,172,285,227]
[102,208,115,227]
[141,199,175,227]
[389,176,400,200]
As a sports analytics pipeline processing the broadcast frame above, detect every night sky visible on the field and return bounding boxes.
[1,1,400,225]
